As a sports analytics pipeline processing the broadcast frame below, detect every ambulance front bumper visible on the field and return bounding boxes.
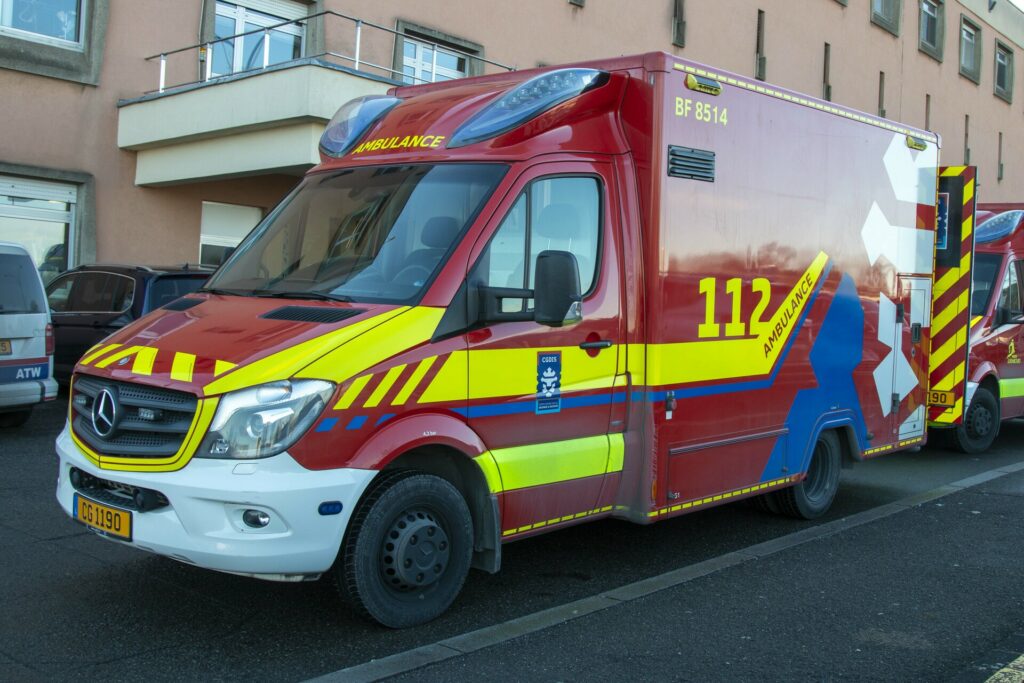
[55,424,377,579]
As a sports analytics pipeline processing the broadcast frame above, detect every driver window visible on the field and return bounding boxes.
[479,175,600,312]
[997,262,1022,319]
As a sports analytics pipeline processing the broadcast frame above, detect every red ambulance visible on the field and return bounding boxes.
[55,53,970,626]
[940,203,1024,452]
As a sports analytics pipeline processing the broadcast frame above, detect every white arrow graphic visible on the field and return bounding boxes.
[873,293,919,417]
[861,201,935,273]
[883,132,938,205]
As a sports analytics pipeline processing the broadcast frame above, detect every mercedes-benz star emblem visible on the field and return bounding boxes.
[91,388,119,438]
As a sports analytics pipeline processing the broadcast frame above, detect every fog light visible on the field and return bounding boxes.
[243,509,271,528]
[69,468,82,488]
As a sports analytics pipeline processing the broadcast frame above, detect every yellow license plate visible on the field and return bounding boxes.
[74,494,132,541]
[0,340,10,355]
[928,390,955,407]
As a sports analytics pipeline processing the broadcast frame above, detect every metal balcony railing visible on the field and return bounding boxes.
[144,10,516,94]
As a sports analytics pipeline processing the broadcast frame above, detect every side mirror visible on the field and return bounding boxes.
[533,250,583,327]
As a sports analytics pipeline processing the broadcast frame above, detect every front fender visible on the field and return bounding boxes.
[348,412,487,470]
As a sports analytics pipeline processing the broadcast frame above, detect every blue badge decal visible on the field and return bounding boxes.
[536,351,562,414]
[936,192,949,250]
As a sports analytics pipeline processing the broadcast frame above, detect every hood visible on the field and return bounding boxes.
[74,294,436,396]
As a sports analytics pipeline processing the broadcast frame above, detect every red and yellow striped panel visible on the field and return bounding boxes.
[928,166,976,424]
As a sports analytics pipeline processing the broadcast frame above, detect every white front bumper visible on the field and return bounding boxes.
[55,424,377,578]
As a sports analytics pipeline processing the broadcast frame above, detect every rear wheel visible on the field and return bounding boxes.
[336,470,473,628]
[953,386,1000,454]
[0,409,32,428]
[776,430,842,520]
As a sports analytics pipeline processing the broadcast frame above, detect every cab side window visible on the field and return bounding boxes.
[997,261,1022,321]
[480,176,600,309]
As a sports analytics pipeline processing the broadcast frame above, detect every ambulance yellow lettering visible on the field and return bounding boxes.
[351,134,447,154]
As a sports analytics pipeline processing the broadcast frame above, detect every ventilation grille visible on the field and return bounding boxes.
[162,297,203,311]
[261,306,365,323]
[667,145,715,182]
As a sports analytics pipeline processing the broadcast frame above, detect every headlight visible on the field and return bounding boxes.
[197,380,335,460]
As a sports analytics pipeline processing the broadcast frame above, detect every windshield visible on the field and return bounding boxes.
[206,164,507,304]
[972,253,1004,316]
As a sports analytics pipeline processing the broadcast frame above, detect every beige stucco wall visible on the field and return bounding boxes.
[1,0,1022,265]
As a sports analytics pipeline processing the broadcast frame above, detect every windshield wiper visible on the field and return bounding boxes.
[197,287,249,297]
[251,289,354,302]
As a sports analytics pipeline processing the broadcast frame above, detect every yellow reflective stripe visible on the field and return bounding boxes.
[206,307,408,395]
[364,364,405,407]
[931,362,965,391]
[170,352,196,383]
[930,397,963,424]
[94,345,145,369]
[419,351,467,404]
[213,360,236,377]
[334,374,372,410]
[930,335,961,370]
[132,347,158,376]
[467,346,617,400]
[490,435,609,491]
[607,433,624,473]
[648,252,827,386]
[80,343,120,365]
[474,451,504,494]
[931,289,969,337]
[962,215,973,240]
[297,306,443,384]
[933,254,971,294]
[963,178,975,205]
[941,166,965,176]
[1000,377,1024,399]
[392,356,436,405]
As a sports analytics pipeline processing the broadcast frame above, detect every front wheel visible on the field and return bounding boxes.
[336,470,474,628]
[953,386,1000,454]
[776,430,842,520]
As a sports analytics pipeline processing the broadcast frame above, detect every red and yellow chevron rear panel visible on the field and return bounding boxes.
[928,166,977,424]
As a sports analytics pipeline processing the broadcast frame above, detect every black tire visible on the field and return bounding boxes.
[776,430,842,520]
[336,470,473,628]
[953,386,1000,454]
[750,491,782,515]
[0,408,32,428]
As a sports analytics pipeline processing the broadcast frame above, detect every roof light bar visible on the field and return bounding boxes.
[449,68,610,148]
[319,95,401,158]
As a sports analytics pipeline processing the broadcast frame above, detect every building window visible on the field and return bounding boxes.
[754,9,766,81]
[200,201,261,266]
[402,37,468,83]
[672,0,685,48]
[995,40,1013,102]
[392,21,483,84]
[878,71,886,117]
[0,0,83,48]
[919,0,943,61]
[0,176,77,285]
[959,16,981,83]
[871,0,901,36]
[212,0,305,76]
[823,42,832,100]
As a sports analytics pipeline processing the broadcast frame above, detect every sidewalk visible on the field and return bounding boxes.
[335,466,1024,682]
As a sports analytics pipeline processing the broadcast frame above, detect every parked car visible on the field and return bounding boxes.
[46,264,212,383]
[0,242,58,426]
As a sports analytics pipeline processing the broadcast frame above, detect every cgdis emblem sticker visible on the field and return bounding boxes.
[1009,340,1021,365]
[536,351,562,414]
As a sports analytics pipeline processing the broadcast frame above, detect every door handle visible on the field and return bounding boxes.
[579,339,612,350]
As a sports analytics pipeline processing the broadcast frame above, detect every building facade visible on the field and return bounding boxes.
[1,0,1022,277]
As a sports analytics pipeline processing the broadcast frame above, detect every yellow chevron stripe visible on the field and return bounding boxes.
[963,178,975,205]
[364,364,406,407]
[131,347,158,376]
[930,397,963,424]
[94,345,146,369]
[941,166,965,176]
[963,215,974,240]
[213,360,236,377]
[931,361,965,391]
[392,356,437,405]
[334,374,372,410]
[933,254,972,294]
[170,352,196,383]
[929,335,961,369]
[930,289,970,338]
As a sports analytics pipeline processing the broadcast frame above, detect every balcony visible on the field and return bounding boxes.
[117,11,514,186]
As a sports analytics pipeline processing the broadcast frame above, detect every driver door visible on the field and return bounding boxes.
[465,161,623,535]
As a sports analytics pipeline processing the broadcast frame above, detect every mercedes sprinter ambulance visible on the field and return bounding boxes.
[56,53,971,627]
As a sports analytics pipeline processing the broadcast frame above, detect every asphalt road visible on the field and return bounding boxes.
[2,396,1023,681]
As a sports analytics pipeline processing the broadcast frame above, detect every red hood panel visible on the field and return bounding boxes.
[75,295,399,394]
